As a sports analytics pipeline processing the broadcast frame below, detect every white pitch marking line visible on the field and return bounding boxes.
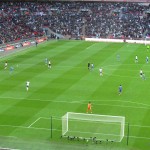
[98,103,149,109]
[86,43,97,49]
[1,96,149,107]
[0,96,149,109]
[129,124,150,128]
[0,135,18,139]
[127,135,150,140]
[40,117,150,128]
[40,116,60,120]
[0,124,59,131]
[0,148,20,150]
[0,124,150,140]
[28,117,41,128]
[1,122,150,129]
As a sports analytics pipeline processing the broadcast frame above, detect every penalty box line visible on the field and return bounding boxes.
[28,117,50,128]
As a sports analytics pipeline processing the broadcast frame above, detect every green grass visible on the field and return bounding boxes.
[0,40,150,150]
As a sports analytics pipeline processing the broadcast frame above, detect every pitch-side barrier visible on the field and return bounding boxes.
[85,38,150,44]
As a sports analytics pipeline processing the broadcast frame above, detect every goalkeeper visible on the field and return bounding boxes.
[87,102,92,113]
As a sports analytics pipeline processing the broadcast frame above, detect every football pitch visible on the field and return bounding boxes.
[0,40,150,150]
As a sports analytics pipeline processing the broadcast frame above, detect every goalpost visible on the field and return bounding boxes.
[62,112,125,142]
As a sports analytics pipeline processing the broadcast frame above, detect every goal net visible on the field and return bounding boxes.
[62,112,125,142]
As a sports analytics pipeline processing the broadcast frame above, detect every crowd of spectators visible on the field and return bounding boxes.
[0,2,150,44]
[84,2,150,39]
[0,2,45,44]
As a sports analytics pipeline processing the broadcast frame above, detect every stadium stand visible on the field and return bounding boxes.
[0,2,149,44]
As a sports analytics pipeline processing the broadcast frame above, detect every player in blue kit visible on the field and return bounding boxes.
[45,58,48,65]
[9,66,14,74]
[116,54,120,61]
[142,72,146,80]
[118,85,122,95]
[146,56,149,63]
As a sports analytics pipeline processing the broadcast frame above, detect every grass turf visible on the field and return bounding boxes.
[0,40,150,150]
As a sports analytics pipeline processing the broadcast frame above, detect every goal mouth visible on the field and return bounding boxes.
[62,112,125,142]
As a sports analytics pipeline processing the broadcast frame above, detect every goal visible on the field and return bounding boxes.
[62,112,125,142]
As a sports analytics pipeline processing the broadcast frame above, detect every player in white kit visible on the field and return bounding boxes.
[99,68,103,76]
[26,81,30,91]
